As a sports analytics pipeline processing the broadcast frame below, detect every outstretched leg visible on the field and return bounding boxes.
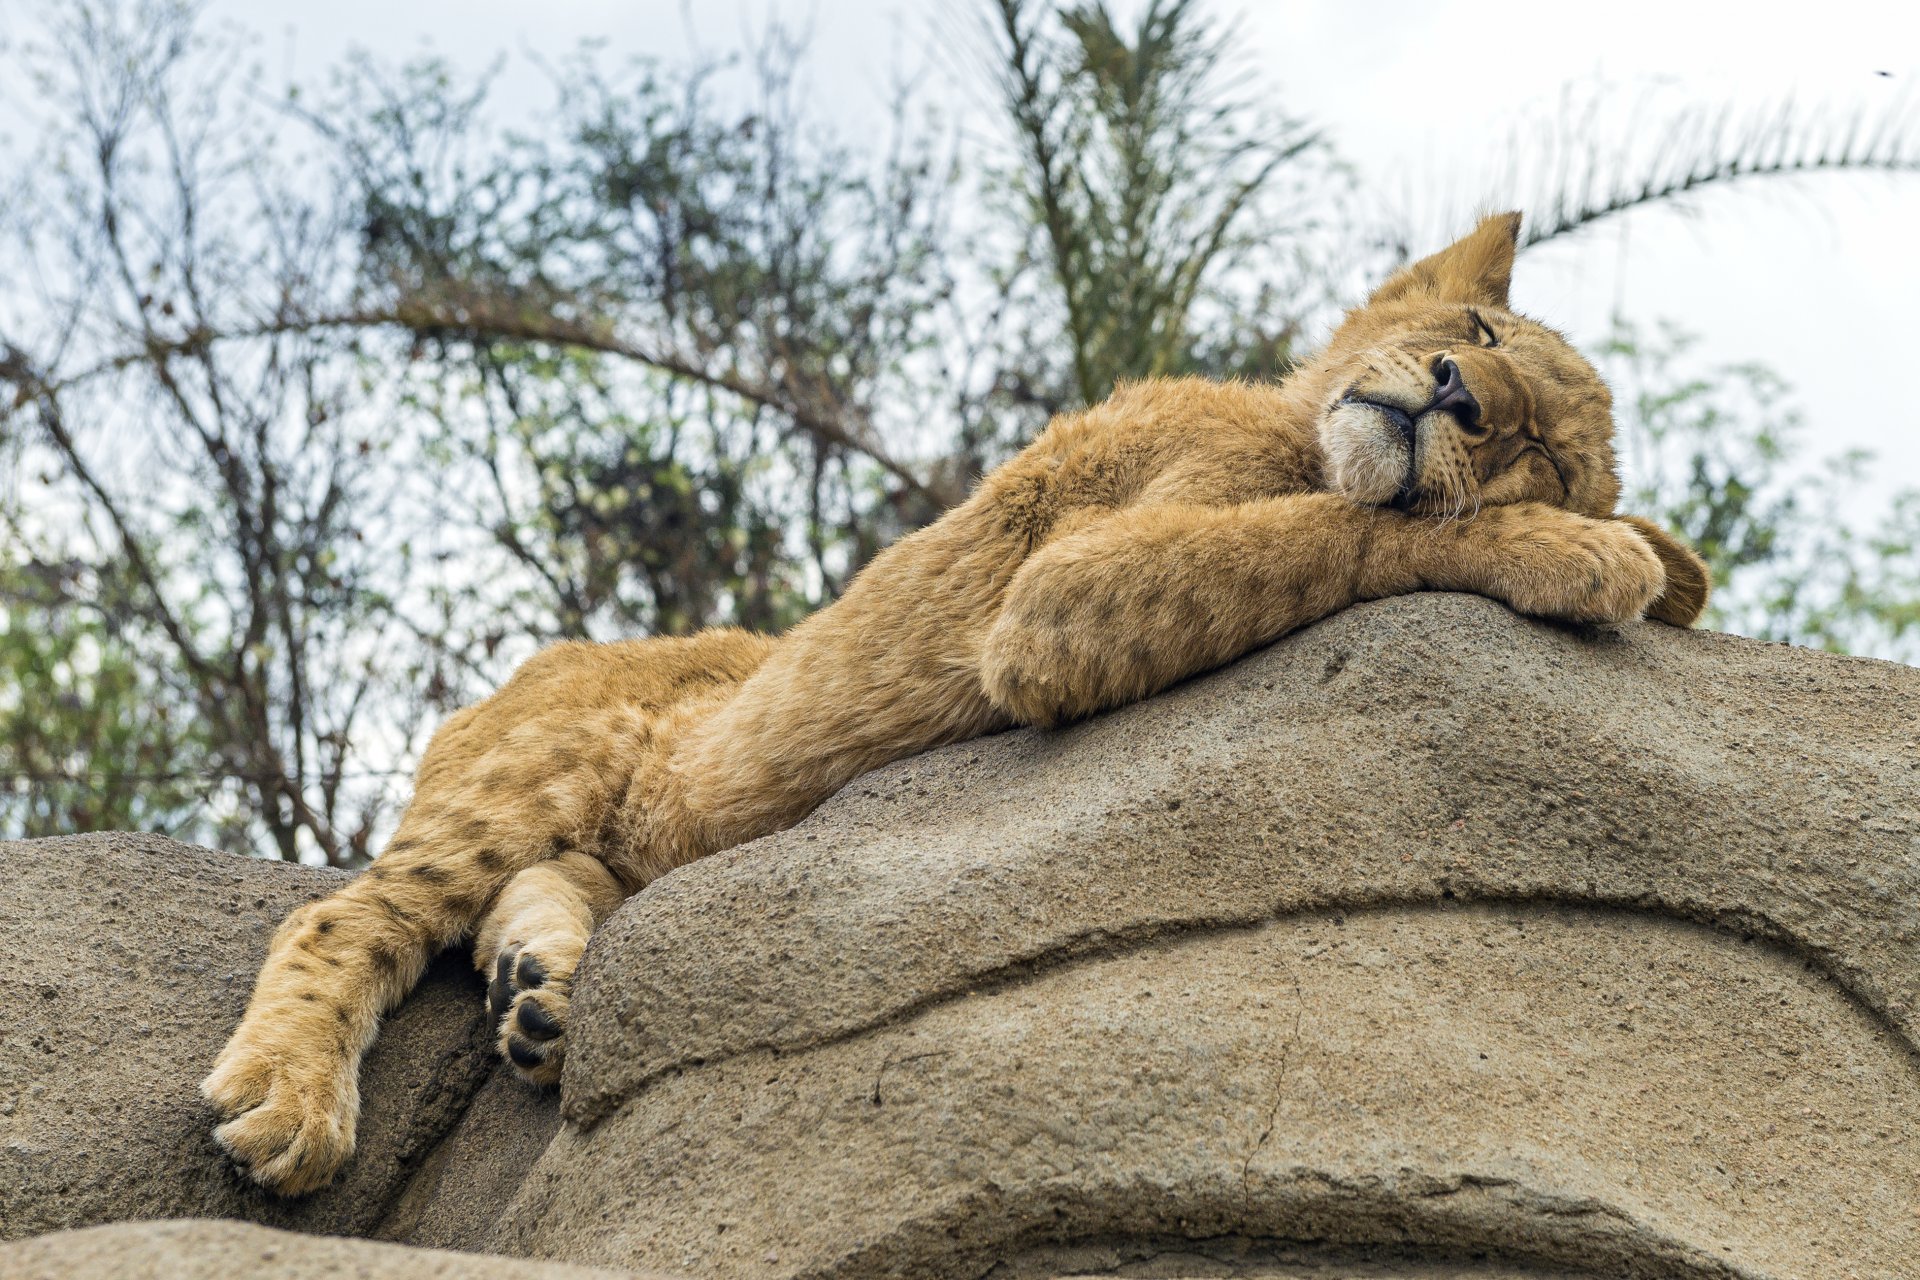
[474,851,628,1086]
[198,753,624,1194]
[202,629,770,1195]
[607,509,1029,886]
[979,494,1671,726]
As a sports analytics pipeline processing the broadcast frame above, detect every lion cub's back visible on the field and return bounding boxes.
[411,629,777,795]
[499,630,776,712]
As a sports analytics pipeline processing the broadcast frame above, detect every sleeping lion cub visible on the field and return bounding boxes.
[204,212,1709,1194]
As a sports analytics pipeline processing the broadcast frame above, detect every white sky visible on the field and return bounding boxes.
[25,0,1920,507]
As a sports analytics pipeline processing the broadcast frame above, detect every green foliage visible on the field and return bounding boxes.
[0,0,430,861]
[1609,321,1920,663]
[0,554,214,839]
[1515,88,1920,251]
[318,32,970,623]
[984,0,1338,407]
[410,346,820,639]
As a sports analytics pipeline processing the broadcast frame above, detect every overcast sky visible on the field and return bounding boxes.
[34,0,1920,509]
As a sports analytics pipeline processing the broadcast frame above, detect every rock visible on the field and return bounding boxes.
[494,594,1920,1278]
[0,1219,668,1279]
[0,832,552,1245]
[5,595,1917,1278]
[374,1057,565,1250]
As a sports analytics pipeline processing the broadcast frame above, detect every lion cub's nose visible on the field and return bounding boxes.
[1429,356,1481,429]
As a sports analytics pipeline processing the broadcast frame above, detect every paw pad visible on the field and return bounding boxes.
[486,942,569,1086]
[516,997,563,1042]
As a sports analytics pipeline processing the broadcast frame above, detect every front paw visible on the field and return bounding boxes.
[488,942,571,1087]
[201,1029,358,1196]
[981,649,1072,728]
[980,611,1101,728]
[1487,516,1666,625]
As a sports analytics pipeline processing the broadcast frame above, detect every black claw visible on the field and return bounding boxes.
[507,1036,544,1070]
[516,997,563,1042]
[514,953,548,990]
[488,949,517,1021]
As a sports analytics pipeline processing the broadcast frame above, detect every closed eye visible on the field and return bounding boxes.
[1535,440,1572,498]
[1469,310,1500,348]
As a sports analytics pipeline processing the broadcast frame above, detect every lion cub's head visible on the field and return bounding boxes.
[1303,212,1709,626]
[1315,212,1621,520]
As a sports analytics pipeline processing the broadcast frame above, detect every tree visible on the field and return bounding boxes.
[1607,322,1920,664]
[0,551,215,839]
[0,0,424,863]
[1,0,1915,860]
[313,38,971,636]
[980,0,1339,410]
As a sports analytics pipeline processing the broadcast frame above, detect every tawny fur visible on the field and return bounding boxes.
[202,212,1711,1195]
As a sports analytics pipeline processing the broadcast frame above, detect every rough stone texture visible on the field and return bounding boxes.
[377,1057,566,1248]
[6,594,1918,1279]
[494,594,1919,1278]
[0,1220,663,1279]
[508,904,1919,1277]
[0,832,553,1243]
[991,1240,1610,1278]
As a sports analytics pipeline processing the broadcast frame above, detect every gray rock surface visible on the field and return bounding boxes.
[0,1220,659,1279]
[376,1056,566,1249]
[495,594,1919,1278]
[512,903,1919,1277]
[0,832,553,1243]
[5,594,1917,1279]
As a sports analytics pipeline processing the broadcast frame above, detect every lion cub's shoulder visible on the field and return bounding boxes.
[1101,376,1322,503]
[1038,377,1313,470]
[978,376,1320,546]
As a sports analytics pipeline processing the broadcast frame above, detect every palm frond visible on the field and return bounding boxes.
[1512,83,1920,249]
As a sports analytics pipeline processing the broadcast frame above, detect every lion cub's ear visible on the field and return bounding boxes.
[1619,515,1712,627]
[1370,212,1523,309]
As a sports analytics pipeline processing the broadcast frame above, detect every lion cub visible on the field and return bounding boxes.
[204,212,1708,1194]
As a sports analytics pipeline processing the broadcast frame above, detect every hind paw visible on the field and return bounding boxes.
[487,942,573,1087]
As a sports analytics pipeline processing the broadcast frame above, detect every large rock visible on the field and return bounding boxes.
[491,594,1919,1278]
[0,832,553,1244]
[4,594,1916,1278]
[0,1220,657,1280]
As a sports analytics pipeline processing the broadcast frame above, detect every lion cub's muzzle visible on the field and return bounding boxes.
[1323,349,1491,507]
